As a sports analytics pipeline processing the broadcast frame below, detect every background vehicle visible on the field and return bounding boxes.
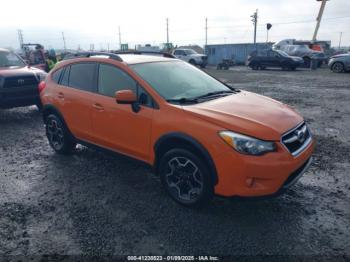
[20,43,48,72]
[172,48,208,68]
[247,49,304,70]
[273,39,328,67]
[328,53,350,73]
[217,58,235,70]
[40,52,313,207]
[0,48,47,110]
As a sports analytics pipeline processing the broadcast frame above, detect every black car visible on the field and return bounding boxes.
[0,48,47,110]
[247,49,304,71]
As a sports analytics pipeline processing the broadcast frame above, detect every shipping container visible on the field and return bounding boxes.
[205,43,273,65]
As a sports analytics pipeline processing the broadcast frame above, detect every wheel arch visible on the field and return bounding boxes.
[42,104,75,139]
[154,132,218,185]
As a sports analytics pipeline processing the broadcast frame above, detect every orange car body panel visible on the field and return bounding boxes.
[41,56,314,197]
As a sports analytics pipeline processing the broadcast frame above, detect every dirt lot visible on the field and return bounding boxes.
[0,67,349,258]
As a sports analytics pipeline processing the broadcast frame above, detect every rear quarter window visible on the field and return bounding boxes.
[68,63,96,92]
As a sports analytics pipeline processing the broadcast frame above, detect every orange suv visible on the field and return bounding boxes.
[40,52,314,206]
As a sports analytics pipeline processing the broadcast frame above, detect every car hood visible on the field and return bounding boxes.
[0,65,44,77]
[331,53,350,59]
[183,91,303,140]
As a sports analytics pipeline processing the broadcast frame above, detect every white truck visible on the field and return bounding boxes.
[172,49,208,68]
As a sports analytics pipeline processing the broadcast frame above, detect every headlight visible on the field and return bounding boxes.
[219,131,276,155]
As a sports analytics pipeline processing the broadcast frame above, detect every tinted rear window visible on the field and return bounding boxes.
[68,63,96,92]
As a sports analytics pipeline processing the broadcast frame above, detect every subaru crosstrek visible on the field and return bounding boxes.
[40,52,314,206]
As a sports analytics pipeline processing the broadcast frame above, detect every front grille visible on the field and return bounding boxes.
[3,75,38,88]
[282,122,311,156]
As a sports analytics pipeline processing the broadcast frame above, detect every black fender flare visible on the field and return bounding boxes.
[154,132,218,185]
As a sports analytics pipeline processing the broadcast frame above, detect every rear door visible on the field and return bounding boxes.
[267,50,281,67]
[91,63,154,161]
[55,62,97,140]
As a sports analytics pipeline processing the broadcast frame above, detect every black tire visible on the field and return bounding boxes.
[45,114,76,154]
[250,62,259,70]
[159,148,214,207]
[331,62,345,73]
[200,64,206,69]
[189,59,196,66]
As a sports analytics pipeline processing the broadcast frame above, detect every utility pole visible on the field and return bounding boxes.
[17,29,24,50]
[338,32,343,49]
[166,18,169,44]
[251,9,258,44]
[205,17,208,48]
[118,26,122,50]
[62,32,67,52]
[312,0,329,42]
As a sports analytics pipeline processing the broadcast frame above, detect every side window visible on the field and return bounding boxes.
[68,63,96,92]
[98,64,137,97]
[51,68,63,84]
[174,50,180,55]
[60,66,70,86]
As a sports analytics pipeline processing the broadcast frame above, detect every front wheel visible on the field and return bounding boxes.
[331,62,345,73]
[159,148,214,207]
[189,59,196,66]
[45,114,76,154]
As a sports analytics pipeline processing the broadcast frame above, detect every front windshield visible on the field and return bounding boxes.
[185,49,196,55]
[0,51,26,67]
[130,61,232,101]
[276,50,289,57]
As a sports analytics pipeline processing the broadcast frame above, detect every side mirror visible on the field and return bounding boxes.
[116,90,137,104]
[115,89,140,113]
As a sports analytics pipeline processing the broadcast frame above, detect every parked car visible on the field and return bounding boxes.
[276,44,327,67]
[247,49,304,70]
[328,53,350,73]
[0,48,47,110]
[40,52,314,207]
[172,48,207,68]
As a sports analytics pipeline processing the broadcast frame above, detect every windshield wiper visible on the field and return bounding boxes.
[195,90,235,99]
[166,97,199,104]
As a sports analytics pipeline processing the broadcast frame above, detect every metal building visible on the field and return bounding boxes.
[205,43,273,65]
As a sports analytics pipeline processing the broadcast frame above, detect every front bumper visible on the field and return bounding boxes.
[213,137,315,197]
[0,87,40,109]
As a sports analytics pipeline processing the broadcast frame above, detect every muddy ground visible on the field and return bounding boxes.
[0,67,349,258]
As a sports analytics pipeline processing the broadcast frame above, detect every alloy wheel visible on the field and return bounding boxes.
[47,119,64,151]
[165,157,204,203]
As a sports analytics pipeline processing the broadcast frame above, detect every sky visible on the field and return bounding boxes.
[0,0,349,51]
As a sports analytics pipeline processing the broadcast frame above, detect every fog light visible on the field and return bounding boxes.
[246,177,255,187]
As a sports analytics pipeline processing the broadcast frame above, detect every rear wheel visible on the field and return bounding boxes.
[45,114,76,154]
[159,148,214,207]
[331,62,345,73]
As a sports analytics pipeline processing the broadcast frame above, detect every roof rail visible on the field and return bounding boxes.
[62,51,123,61]
[112,51,176,58]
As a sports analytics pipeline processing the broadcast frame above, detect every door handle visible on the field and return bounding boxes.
[58,92,64,99]
[93,103,104,111]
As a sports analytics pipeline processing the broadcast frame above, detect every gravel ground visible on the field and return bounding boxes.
[0,67,349,258]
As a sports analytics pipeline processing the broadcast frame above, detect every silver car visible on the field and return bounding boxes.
[328,53,350,73]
